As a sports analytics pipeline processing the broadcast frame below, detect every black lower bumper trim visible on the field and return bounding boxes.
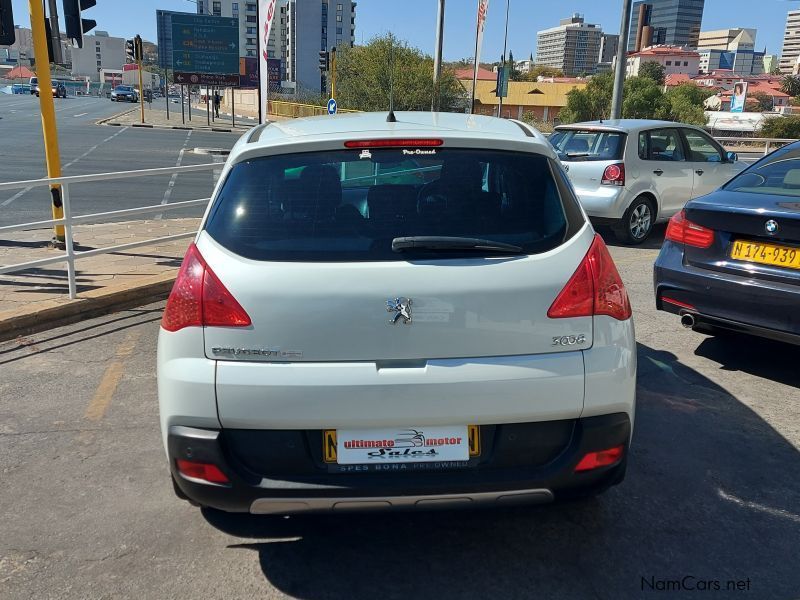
[168,413,631,513]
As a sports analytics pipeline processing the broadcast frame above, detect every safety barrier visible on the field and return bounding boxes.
[0,163,219,299]
[268,100,360,118]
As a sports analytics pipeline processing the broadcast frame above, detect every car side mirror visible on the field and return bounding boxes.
[726,151,738,163]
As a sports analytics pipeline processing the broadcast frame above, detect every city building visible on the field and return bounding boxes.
[0,25,72,67]
[514,59,534,74]
[465,78,587,122]
[536,14,602,77]
[696,29,764,76]
[70,32,125,79]
[780,9,800,74]
[628,0,706,52]
[762,54,778,74]
[597,33,619,74]
[196,0,356,94]
[626,45,700,78]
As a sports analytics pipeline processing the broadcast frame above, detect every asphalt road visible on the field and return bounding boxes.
[0,232,798,600]
[0,93,245,227]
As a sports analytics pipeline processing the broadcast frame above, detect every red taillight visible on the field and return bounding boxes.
[574,445,625,472]
[344,139,444,149]
[548,234,632,321]
[601,163,625,186]
[176,459,230,484]
[161,243,251,332]
[665,210,714,249]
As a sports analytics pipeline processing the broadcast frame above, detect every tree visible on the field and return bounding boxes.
[335,34,465,112]
[638,61,666,85]
[748,90,774,112]
[781,75,800,98]
[760,115,800,138]
[622,76,669,118]
[507,50,521,81]
[558,72,614,122]
[663,83,712,126]
[520,65,565,81]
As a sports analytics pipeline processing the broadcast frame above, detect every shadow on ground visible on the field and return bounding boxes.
[202,341,800,600]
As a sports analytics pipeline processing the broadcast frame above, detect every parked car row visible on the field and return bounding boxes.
[552,118,798,348]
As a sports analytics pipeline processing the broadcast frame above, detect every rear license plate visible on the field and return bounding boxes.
[324,425,480,464]
[730,240,800,270]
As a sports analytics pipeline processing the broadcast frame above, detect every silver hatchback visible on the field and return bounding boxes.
[550,120,744,244]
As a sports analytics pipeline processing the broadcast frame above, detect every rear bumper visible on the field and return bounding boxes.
[168,413,632,514]
[654,241,800,345]
[573,185,629,220]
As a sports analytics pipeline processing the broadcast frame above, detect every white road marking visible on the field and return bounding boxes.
[63,126,129,169]
[73,112,88,117]
[212,153,225,184]
[156,130,193,219]
[2,126,130,206]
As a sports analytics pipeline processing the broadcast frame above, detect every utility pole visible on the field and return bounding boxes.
[29,0,64,244]
[46,0,63,64]
[432,0,445,112]
[610,0,633,120]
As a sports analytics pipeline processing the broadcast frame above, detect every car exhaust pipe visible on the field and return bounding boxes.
[680,313,696,329]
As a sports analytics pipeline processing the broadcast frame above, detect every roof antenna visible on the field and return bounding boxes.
[387,35,397,123]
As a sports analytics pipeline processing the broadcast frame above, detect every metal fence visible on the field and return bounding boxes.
[0,163,219,299]
[268,100,360,118]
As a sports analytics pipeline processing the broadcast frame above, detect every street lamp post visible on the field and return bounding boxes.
[432,0,445,112]
[498,0,510,118]
[610,0,633,120]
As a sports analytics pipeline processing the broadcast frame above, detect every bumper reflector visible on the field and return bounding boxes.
[574,445,625,472]
[661,296,696,311]
[176,459,230,484]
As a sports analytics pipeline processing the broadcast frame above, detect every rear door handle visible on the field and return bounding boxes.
[653,169,663,176]
[695,169,704,176]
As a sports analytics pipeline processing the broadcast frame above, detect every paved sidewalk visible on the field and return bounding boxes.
[0,218,198,339]
[99,103,288,132]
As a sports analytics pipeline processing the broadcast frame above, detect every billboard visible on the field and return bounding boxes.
[730,81,748,113]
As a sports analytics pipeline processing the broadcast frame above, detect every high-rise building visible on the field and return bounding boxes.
[780,10,800,74]
[197,0,356,94]
[599,33,619,63]
[536,14,602,76]
[696,28,763,76]
[627,0,705,52]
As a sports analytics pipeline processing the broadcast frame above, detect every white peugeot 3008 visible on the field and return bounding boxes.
[157,111,637,514]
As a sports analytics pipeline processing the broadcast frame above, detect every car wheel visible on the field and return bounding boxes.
[614,196,656,245]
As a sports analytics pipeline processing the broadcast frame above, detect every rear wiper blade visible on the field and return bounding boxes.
[392,236,523,253]
[565,152,590,158]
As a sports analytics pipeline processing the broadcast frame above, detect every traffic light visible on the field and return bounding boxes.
[134,35,143,61]
[125,39,135,63]
[318,50,329,72]
[63,0,97,48]
[0,0,15,46]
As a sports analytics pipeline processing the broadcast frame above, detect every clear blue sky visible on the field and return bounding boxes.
[8,0,798,60]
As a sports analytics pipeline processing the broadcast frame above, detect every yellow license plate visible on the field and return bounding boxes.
[323,425,481,463]
[730,240,800,270]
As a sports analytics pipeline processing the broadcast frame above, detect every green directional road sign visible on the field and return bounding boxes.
[171,13,239,75]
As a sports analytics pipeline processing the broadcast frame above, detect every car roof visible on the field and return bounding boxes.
[231,111,552,160]
[555,119,698,133]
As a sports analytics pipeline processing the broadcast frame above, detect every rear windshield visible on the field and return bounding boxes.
[204,148,584,262]
[724,157,800,197]
[549,129,626,162]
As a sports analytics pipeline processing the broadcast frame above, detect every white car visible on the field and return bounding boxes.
[157,111,637,514]
[550,120,745,244]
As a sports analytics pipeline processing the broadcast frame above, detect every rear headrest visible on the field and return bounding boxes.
[292,164,342,218]
[784,169,800,189]
[367,185,416,222]
[564,138,589,154]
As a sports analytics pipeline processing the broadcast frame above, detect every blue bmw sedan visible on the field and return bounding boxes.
[654,142,800,346]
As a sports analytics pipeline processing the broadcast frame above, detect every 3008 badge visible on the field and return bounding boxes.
[552,334,587,346]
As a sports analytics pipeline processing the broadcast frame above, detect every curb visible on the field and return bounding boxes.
[0,272,176,343]
[95,107,138,126]
[100,120,248,133]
